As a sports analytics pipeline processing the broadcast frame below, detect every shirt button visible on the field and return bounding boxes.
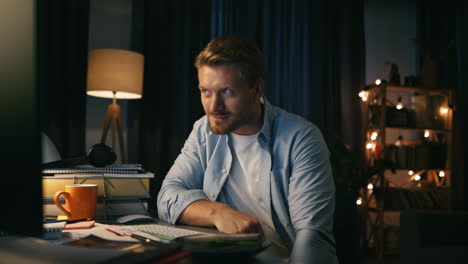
[210,194,216,199]
[221,168,227,173]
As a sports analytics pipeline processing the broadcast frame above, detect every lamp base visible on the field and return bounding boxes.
[100,100,126,163]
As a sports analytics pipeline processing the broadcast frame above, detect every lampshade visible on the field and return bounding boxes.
[87,49,144,99]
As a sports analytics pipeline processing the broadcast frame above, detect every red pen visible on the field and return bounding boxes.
[105,228,124,237]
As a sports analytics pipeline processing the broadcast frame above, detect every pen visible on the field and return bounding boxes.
[105,228,126,237]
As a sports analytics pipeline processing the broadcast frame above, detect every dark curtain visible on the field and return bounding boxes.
[139,0,211,216]
[416,4,466,210]
[38,0,90,157]
[209,0,365,153]
[453,8,468,210]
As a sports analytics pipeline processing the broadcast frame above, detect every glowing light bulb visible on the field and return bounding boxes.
[375,79,382,85]
[367,183,374,190]
[440,107,449,115]
[370,131,378,141]
[366,143,374,149]
[424,130,430,138]
[362,96,368,102]
[439,171,445,177]
[395,136,402,147]
[414,175,421,181]
[356,198,362,205]
[396,96,403,110]
[408,170,414,176]
[359,91,366,98]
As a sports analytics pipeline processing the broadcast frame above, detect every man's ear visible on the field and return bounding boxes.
[254,78,264,99]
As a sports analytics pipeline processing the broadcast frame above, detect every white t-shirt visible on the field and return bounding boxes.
[218,132,286,250]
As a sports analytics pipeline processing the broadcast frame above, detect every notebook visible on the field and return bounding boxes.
[43,221,66,240]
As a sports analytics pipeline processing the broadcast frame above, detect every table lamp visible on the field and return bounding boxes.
[86,49,144,163]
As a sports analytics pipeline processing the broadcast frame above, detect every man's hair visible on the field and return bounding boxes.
[194,36,264,87]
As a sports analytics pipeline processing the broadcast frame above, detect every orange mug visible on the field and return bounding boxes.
[53,184,98,220]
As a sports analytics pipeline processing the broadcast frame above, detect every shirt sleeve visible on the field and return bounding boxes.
[157,120,209,224]
[288,125,338,263]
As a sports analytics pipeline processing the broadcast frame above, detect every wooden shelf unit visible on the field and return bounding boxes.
[360,84,453,258]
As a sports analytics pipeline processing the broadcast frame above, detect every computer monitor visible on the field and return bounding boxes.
[0,0,43,236]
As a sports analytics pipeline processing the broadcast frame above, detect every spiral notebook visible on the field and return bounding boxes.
[43,221,66,240]
[42,164,153,178]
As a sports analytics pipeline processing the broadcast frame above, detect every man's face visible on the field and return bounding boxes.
[198,65,263,135]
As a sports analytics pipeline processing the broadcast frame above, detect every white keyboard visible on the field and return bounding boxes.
[130,224,207,241]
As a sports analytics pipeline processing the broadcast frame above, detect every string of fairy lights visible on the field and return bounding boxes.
[356,79,451,206]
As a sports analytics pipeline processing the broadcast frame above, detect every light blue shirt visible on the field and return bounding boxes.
[157,99,338,263]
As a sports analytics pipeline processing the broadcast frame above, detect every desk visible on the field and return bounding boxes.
[0,220,287,264]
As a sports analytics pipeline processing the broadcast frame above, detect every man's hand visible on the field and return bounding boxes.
[212,203,262,234]
[178,200,262,234]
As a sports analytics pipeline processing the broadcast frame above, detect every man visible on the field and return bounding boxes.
[157,36,338,263]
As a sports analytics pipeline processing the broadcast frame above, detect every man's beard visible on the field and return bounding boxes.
[208,111,248,134]
[208,115,237,134]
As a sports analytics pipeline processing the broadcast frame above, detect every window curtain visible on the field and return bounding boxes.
[416,4,465,210]
[209,0,365,155]
[139,0,212,216]
[454,8,468,210]
[38,0,90,157]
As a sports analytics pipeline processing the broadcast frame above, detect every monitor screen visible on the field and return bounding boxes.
[0,0,43,236]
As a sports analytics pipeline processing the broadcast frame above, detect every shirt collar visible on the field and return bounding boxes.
[258,97,274,142]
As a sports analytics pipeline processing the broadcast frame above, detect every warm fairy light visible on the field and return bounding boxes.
[408,170,414,176]
[439,171,445,177]
[440,107,449,115]
[356,197,363,205]
[424,130,430,138]
[396,96,403,110]
[366,142,374,149]
[375,79,382,85]
[370,131,378,141]
[395,136,402,147]
[358,90,369,102]
[414,175,421,181]
[367,183,374,190]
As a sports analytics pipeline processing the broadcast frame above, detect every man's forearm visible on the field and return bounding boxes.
[178,200,262,234]
[177,200,224,226]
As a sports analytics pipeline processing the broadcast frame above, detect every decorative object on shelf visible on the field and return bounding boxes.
[87,49,144,163]
[387,63,401,86]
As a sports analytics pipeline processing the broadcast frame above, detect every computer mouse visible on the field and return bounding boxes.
[116,214,154,224]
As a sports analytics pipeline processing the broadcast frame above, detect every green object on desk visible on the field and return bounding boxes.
[140,230,174,241]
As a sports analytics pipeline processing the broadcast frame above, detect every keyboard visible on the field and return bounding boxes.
[129,223,207,241]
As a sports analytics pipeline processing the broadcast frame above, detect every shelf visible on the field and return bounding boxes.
[385,85,451,96]
[362,82,453,259]
[385,127,450,133]
[367,126,451,134]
